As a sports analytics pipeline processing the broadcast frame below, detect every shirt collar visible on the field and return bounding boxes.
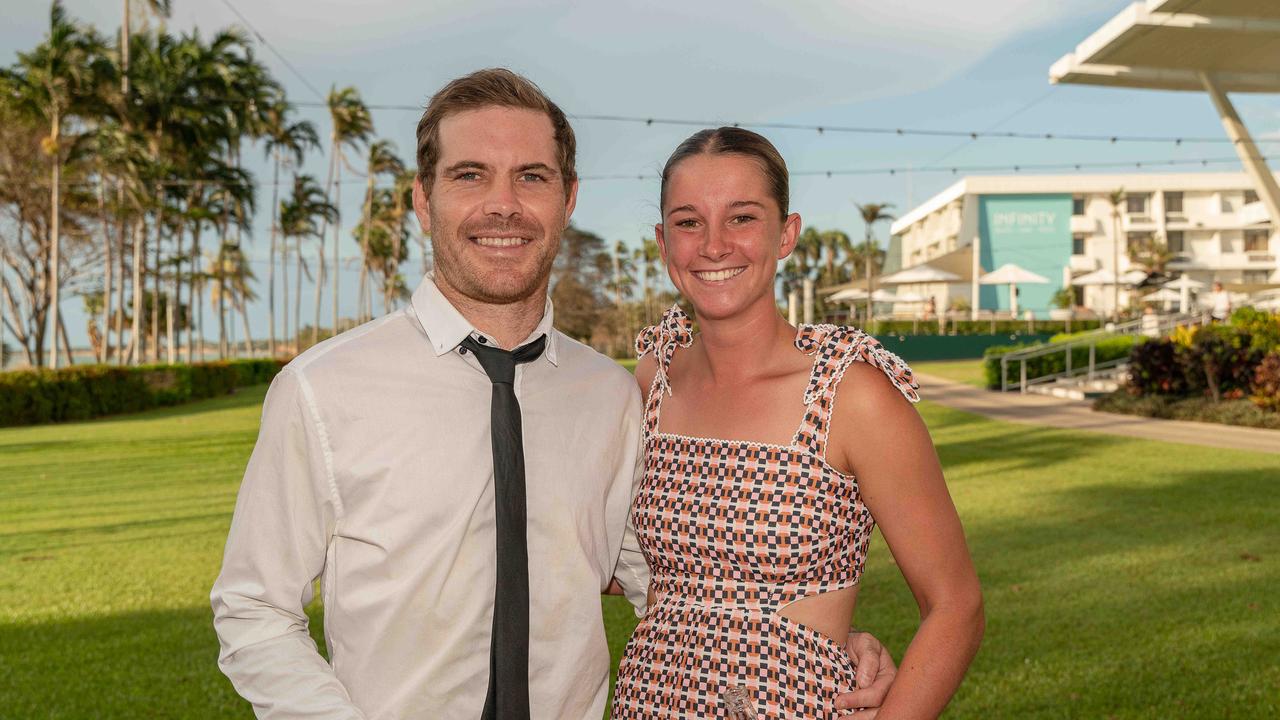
[410,273,560,366]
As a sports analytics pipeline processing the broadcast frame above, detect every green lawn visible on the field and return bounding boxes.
[912,358,988,388]
[2,383,1277,718]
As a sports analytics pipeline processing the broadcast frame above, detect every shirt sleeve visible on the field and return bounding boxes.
[611,413,651,617]
[210,369,366,719]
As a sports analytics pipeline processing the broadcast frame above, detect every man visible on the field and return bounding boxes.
[1208,281,1232,322]
[211,68,893,719]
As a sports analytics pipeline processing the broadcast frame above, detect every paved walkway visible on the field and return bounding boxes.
[914,372,1280,455]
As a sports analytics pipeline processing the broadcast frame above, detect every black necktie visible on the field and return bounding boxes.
[462,333,546,720]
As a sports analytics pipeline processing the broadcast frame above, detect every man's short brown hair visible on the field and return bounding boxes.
[416,68,577,195]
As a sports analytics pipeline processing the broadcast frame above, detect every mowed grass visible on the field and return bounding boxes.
[2,382,1279,718]
[912,358,988,388]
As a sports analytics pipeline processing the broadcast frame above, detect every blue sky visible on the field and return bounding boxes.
[6,1,1280,347]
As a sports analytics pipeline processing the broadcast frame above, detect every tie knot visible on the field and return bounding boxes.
[462,335,547,385]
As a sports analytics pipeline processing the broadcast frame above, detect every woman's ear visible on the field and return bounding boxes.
[779,212,801,259]
[655,222,667,261]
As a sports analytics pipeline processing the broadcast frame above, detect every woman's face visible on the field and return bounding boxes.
[657,153,800,321]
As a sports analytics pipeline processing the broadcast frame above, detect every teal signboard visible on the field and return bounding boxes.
[978,194,1072,318]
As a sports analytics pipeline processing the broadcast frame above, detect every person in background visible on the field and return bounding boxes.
[1208,281,1232,322]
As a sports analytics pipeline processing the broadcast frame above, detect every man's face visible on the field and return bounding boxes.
[414,105,577,305]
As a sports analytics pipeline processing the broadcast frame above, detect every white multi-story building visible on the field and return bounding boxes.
[887,173,1279,318]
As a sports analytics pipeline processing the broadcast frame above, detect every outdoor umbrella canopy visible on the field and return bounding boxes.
[1164,275,1206,314]
[1071,268,1146,286]
[878,265,961,285]
[829,287,908,303]
[979,263,1050,317]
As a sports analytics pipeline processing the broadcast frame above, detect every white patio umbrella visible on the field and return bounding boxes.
[828,287,905,303]
[878,265,961,285]
[1164,275,1206,314]
[1143,287,1182,311]
[979,263,1050,317]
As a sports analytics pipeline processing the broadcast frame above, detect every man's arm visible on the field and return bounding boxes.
[210,369,366,719]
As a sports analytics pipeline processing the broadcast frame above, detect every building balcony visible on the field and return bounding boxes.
[1069,254,1100,272]
[1070,215,1098,234]
[1122,214,1156,231]
[1239,201,1270,226]
[1169,253,1279,271]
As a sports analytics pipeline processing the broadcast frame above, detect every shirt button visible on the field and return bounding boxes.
[459,346,468,355]
[477,336,488,344]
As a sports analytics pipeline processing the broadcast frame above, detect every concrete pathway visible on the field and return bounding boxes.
[914,372,1280,456]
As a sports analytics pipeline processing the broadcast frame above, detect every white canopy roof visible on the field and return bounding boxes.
[1050,0,1280,93]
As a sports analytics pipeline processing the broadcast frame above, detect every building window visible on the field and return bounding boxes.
[1245,189,1260,205]
[1164,192,1183,213]
[1126,194,1149,215]
[1072,234,1087,255]
[1166,231,1185,254]
[1072,197,1086,216]
[1244,270,1268,284]
[1245,229,1269,252]
[1127,232,1153,254]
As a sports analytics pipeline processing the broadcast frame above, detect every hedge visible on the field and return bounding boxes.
[870,319,1103,337]
[982,335,1137,389]
[0,358,286,427]
[1093,391,1280,430]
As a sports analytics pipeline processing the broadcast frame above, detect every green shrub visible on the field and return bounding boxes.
[1094,391,1280,430]
[1228,307,1280,354]
[983,335,1135,389]
[1186,324,1263,402]
[0,358,286,427]
[1251,352,1280,412]
[870,319,1102,337]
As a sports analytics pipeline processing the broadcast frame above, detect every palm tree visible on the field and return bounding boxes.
[7,1,106,367]
[793,227,823,323]
[853,202,895,326]
[820,229,853,285]
[356,139,405,322]
[280,175,337,348]
[262,101,318,355]
[632,238,661,326]
[1108,188,1126,321]
[324,86,374,336]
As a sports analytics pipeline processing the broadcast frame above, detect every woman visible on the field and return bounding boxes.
[611,128,983,719]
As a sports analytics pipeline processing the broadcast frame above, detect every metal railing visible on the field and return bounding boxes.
[999,313,1203,393]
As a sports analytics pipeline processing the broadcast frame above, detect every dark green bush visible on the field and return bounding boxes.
[0,358,286,427]
[1127,339,1191,397]
[1228,307,1280,354]
[983,335,1135,389]
[1186,324,1263,402]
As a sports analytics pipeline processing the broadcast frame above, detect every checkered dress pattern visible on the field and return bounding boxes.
[612,306,920,719]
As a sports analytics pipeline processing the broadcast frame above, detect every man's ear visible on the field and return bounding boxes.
[564,176,579,221]
[412,176,431,234]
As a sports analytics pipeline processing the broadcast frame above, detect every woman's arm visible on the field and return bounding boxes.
[833,363,984,720]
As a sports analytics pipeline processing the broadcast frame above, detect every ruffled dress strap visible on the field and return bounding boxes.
[634,304,694,435]
[793,324,920,458]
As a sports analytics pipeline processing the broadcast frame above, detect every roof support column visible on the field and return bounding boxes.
[1200,71,1280,227]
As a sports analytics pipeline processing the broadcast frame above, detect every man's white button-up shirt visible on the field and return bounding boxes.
[211,276,649,719]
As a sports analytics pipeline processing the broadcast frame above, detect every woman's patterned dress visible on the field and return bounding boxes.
[611,305,920,719]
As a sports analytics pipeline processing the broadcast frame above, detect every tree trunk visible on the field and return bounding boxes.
[98,175,112,364]
[313,239,324,347]
[294,237,303,353]
[358,174,374,322]
[240,297,253,358]
[268,153,280,357]
[48,113,62,369]
[150,184,165,363]
[128,219,144,364]
[282,228,291,355]
[115,196,128,364]
[58,311,73,368]
[332,150,342,335]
